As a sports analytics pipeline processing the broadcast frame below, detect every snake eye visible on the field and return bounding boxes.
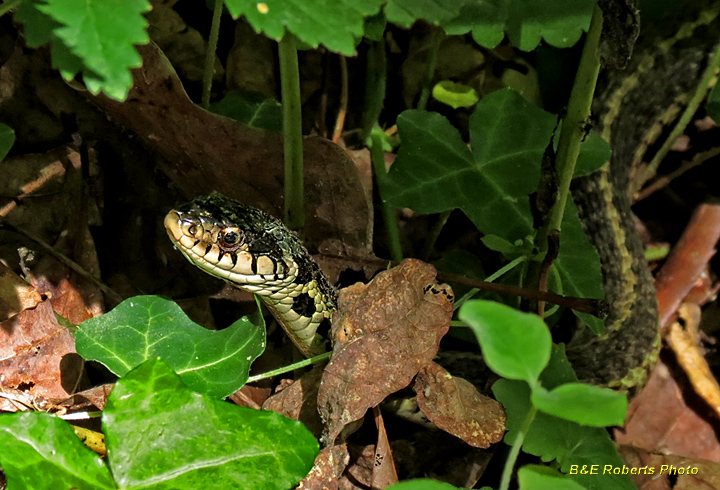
[219,228,242,250]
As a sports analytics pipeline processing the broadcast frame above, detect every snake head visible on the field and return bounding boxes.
[164,192,299,292]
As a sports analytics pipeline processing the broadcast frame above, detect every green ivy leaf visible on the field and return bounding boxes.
[387,479,461,490]
[223,0,383,55]
[443,0,595,51]
[494,345,635,490]
[518,465,588,490]
[76,295,265,399]
[459,300,551,383]
[384,0,462,27]
[0,412,115,490]
[104,359,318,490]
[574,131,611,177]
[531,383,627,427]
[386,89,553,243]
[0,123,15,161]
[386,88,604,330]
[210,91,283,131]
[15,0,151,100]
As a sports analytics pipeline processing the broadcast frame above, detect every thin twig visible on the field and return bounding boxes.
[332,55,348,143]
[0,217,123,304]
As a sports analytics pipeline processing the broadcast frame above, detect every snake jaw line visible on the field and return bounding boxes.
[164,193,335,357]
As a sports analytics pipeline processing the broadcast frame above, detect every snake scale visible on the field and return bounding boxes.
[164,1,720,389]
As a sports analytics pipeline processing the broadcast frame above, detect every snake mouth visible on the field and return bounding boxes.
[163,209,298,292]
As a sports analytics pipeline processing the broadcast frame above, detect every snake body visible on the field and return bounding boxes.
[164,1,720,387]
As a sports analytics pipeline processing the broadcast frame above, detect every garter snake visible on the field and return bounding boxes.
[164,1,720,388]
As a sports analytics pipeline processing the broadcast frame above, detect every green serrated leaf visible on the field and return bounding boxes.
[443,0,595,51]
[387,479,461,490]
[432,80,479,109]
[518,465,588,490]
[494,345,635,490]
[386,88,554,243]
[223,0,383,55]
[0,412,115,490]
[385,0,462,27]
[0,123,15,161]
[76,295,265,399]
[210,91,283,131]
[531,383,627,427]
[14,0,151,100]
[459,300,551,383]
[104,359,318,490]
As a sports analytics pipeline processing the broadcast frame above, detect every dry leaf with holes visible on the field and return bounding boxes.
[318,259,454,443]
[413,362,506,448]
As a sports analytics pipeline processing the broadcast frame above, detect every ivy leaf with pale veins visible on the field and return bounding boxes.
[75,295,265,399]
[223,0,383,55]
[15,0,151,100]
[386,88,554,244]
[413,362,506,448]
[318,259,454,443]
[104,359,318,490]
[0,412,116,490]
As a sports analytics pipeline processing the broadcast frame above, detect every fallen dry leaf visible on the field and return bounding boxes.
[0,262,43,321]
[318,259,454,443]
[619,444,720,490]
[371,406,399,489]
[616,361,720,462]
[297,445,350,490]
[262,365,325,439]
[0,299,81,401]
[667,303,720,420]
[413,362,506,449]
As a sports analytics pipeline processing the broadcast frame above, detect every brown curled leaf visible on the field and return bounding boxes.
[296,445,350,490]
[413,362,506,449]
[318,259,454,443]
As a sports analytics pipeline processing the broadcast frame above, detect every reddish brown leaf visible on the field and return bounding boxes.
[0,300,80,402]
[616,361,720,462]
[371,406,399,489]
[413,362,506,449]
[619,445,720,489]
[297,445,350,490]
[262,366,325,439]
[318,259,454,443]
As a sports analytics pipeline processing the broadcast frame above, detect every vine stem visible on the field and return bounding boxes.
[201,0,223,109]
[500,405,538,490]
[371,128,403,263]
[417,27,443,111]
[545,4,602,238]
[247,351,331,383]
[641,39,720,186]
[278,31,305,230]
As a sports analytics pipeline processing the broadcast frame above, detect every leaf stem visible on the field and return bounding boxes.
[371,128,403,263]
[278,31,305,230]
[360,39,387,141]
[499,405,538,490]
[201,0,223,109]
[247,351,331,383]
[417,27,443,111]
